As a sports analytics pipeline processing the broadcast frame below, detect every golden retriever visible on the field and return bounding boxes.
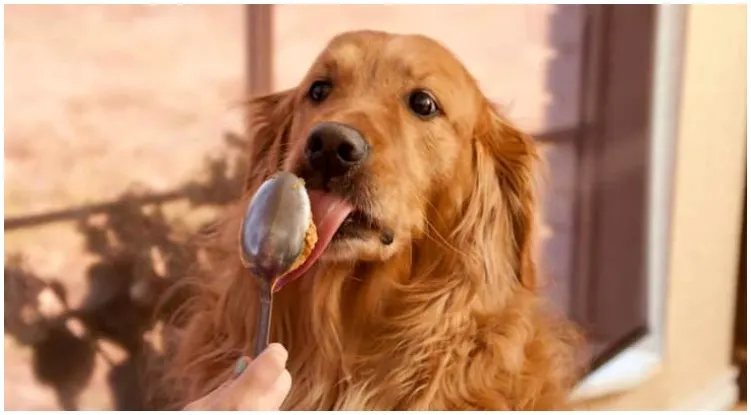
[158,30,582,410]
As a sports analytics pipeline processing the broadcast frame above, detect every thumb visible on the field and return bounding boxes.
[226,343,292,410]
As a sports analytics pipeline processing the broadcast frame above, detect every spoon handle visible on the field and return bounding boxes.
[253,280,273,358]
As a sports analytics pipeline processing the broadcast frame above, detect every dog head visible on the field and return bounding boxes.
[244,30,539,291]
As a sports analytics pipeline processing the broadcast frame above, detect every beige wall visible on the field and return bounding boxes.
[581,5,746,409]
[4,6,244,409]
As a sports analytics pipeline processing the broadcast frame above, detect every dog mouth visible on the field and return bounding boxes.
[271,190,383,290]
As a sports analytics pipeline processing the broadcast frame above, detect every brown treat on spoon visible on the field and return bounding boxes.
[277,176,318,278]
[283,219,317,274]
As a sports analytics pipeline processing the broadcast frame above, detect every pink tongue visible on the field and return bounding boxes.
[272,190,354,292]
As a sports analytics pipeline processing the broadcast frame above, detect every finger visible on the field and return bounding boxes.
[223,343,289,406]
[182,374,240,410]
[182,356,254,411]
[184,344,290,411]
[238,367,292,410]
[241,343,288,387]
[183,397,209,411]
[201,358,251,393]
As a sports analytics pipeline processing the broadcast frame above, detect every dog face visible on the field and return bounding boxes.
[247,30,538,288]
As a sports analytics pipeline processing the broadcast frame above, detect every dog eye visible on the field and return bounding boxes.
[408,90,440,119]
[308,80,332,103]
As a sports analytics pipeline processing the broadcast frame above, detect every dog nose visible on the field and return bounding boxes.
[305,122,369,177]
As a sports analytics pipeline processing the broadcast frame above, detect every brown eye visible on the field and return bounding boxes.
[308,80,332,103]
[408,90,440,119]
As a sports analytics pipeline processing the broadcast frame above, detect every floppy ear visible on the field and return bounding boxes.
[471,104,541,291]
[243,89,296,192]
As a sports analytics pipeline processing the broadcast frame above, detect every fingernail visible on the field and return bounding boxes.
[234,358,248,376]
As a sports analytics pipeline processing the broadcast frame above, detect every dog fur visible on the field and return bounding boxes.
[158,30,583,410]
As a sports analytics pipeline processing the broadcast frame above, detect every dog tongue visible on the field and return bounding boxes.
[271,190,354,292]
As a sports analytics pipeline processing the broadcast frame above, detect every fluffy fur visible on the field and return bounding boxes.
[158,30,583,410]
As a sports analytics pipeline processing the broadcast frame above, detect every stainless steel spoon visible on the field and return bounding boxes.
[239,172,312,357]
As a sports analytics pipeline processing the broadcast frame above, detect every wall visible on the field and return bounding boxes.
[581,4,746,409]
[4,5,244,410]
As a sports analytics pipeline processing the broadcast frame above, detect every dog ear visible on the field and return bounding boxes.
[243,89,296,192]
[472,104,541,291]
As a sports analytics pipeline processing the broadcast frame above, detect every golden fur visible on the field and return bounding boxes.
[158,30,583,410]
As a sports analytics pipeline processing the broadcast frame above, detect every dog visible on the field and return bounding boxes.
[158,30,583,410]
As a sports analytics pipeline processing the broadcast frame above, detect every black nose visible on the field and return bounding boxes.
[305,122,369,178]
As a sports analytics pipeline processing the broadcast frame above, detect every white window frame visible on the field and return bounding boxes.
[570,4,687,402]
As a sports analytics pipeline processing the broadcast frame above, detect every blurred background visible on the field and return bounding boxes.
[3,4,746,411]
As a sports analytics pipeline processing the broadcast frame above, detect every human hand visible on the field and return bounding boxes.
[184,343,291,411]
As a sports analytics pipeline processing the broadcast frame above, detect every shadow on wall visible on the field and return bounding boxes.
[4,131,249,410]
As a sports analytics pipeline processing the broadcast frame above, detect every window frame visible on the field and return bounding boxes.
[571,4,686,401]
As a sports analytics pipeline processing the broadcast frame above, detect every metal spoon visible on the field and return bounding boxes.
[239,172,312,357]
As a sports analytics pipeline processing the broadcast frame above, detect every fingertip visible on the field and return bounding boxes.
[266,342,289,362]
[233,343,288,388]
[267,342,287,353]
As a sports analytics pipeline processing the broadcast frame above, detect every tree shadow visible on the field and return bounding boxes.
[4,131,249,410]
